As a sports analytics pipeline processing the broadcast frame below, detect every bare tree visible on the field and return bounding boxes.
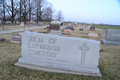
[5,0,20,23]
[20,0,21,23]
[0,0,6,30]
[19,0,36,24]
[42,3,54,22]
[35,0,48,23]
[57,10,64,21]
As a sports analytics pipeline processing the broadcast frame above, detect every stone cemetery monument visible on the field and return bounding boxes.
[37,22,43,26]
[88,33,98,37]
[49,21,62,36]
[10,36,21,43]
[15,31,101,76]
[29,20,34,26]
[16,21,20,24]
[83,25,90,31]
[26,22,29,26]
[102,29,120,45]
[79,29,83,31]
[82,32,89,35]
[89,26,95,31]
[20,22,25,27]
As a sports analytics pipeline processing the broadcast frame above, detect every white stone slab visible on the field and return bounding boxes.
[15,31,101,76]
[20,22,24,27]
[51,21,61,24]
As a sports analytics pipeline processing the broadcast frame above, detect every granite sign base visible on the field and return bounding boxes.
[49,30,62,36]
[102,39,120,45]
[15,58,102,77]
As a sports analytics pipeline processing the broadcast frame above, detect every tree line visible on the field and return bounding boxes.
[0,0,64,24]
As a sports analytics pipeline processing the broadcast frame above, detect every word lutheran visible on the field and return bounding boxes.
[15,31,102,76]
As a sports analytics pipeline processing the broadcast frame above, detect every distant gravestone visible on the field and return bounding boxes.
[26,22,29,26]
[20,22,24,27]
[15,31,102,76]
[51,24,60,30]
[89,26,95,31]
[79,29,83,31]
[37,22,43,26]
[49,21,62,36]
[88,33,98,37]
[10,36,21,43]
[81,32,89,35]
[29,20,34,26]
[102,29,120,45]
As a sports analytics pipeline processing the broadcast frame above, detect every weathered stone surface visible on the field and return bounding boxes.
[79,29,83,31]
[37,22,43,26]
[51,24,60,30]
[102,29,120,45]
[89,33,98,37]
[89,26,95,31]
[11,36,21,43]
[49,30,62,36]
[15,31,101,76]
[81,32,89,35]
[20,22,24,27]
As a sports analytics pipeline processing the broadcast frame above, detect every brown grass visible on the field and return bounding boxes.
[0,25,120,80]
[0,24,48,31]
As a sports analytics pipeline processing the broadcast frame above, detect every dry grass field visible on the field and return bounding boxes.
[0,24,48,31]
[0,25,120,80]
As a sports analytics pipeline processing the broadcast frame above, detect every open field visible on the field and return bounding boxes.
[0,26,120,80]
[91,25,120,30]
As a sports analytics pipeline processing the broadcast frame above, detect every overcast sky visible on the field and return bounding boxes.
[47,0,120,25]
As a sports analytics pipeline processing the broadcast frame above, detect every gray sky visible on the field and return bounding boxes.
[47,0,120,25]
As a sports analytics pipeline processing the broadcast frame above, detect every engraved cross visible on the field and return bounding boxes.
[79,43,89,65]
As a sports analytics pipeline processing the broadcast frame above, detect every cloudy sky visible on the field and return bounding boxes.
[47,0,120,25]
